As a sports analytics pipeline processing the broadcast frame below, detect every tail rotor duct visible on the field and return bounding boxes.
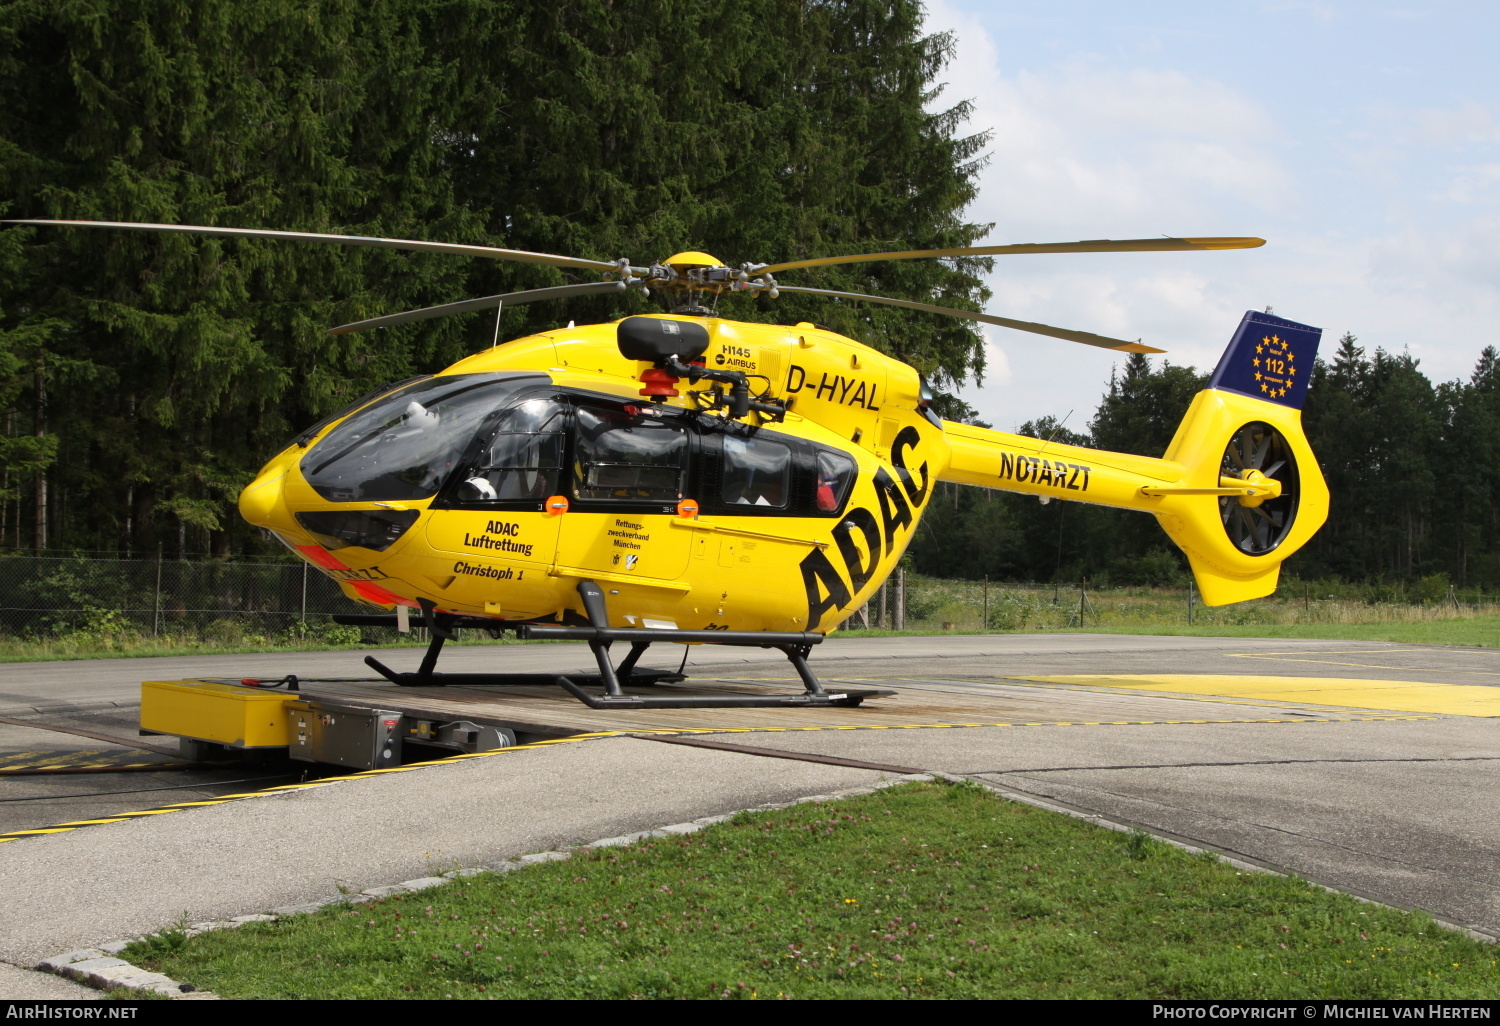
[1219,421,1299,555]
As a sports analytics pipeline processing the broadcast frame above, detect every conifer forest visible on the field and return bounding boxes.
[1,1,1496,590]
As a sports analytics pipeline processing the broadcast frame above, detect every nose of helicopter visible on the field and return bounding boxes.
[238,466,289,530]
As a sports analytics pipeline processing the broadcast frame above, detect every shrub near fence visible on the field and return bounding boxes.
[0,553,362,647]
[856,572,1500,632]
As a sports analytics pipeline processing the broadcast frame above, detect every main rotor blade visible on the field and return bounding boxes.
[760,237,1265,275]
[774,285,1165,354]
[3,219,631,274]
[329,281,627,335]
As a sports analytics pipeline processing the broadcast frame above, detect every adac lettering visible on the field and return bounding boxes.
[799,430,928,630]
[998,451,1091,492]
[784,365,881,410]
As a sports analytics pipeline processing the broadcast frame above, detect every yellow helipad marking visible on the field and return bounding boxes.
[1226,652,1500,678]
[1014,675,1500,717]
[0,748,179,772]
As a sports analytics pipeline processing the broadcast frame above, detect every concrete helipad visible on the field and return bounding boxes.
[0,633,1495,996]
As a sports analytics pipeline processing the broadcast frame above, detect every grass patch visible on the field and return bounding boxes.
[1044,620,1500,647]
[0,631,549,663]
[125,781,1497,1000]
[834,618,1500,648]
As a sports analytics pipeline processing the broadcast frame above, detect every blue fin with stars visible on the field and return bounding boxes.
[1207,311,1321,410]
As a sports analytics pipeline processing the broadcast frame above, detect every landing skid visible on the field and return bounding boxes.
[334,582,892,710]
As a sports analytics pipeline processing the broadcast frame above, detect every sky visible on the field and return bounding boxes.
[922,1,1500,432]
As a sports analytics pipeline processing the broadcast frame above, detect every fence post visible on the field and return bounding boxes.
[1078,579,1087,626]
[301,561,308,622]
[1188,577,1195,625]
[152,543,162,637]
[983,575,989,631]
[895,568,906,631]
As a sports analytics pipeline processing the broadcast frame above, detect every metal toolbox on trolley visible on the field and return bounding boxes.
[287,700,403,770]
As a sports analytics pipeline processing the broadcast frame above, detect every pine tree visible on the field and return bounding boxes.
[0,0,992,555]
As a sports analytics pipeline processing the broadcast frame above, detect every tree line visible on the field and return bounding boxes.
[910,337,1500,590]
[0,0,990,556]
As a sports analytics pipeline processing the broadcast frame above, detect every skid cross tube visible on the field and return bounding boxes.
[355,601,684,689]
[531,582,892,709]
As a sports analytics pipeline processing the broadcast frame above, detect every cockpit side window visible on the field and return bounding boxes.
[572,405,688,502]
[721,436,791,509]
[301,375,511,502]
[814,449,857,514]
[456,399,567,503]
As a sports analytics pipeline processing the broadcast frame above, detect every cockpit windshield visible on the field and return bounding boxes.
[301,374,529,501]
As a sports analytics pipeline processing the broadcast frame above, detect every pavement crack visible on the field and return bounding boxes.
[634,735,925,775]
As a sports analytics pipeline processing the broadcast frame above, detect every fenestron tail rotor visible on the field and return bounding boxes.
[3,219,1267,353]
[1219,421,1299,555]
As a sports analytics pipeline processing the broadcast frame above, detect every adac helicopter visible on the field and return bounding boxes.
[7,220,1329,710]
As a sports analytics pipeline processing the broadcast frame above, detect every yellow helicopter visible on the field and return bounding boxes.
[8,220,1328,710]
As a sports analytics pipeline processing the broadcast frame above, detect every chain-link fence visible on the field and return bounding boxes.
[0,555,1495,646]
[854,572,1499,632]
[0,553,354,643]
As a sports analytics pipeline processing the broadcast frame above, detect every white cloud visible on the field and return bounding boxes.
[927,1,1500,430]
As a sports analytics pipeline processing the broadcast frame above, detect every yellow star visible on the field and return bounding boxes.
[1255,344,1265,354]
[1255,371,1263,380]
[1287,365,1296,377]
[1278,387,1288,398]
[1260,383,1270,393]
[1252,357,1261,367]
[1287,351,1294,361]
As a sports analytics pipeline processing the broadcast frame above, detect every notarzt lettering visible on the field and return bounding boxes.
[320,565,388,581]
[998,452,1090,492]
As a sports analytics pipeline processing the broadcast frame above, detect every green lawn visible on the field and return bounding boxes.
[1019,620,1500,647]
[126,781,1498,1000]
[0,633,539,663]
[834,618,1500,648]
